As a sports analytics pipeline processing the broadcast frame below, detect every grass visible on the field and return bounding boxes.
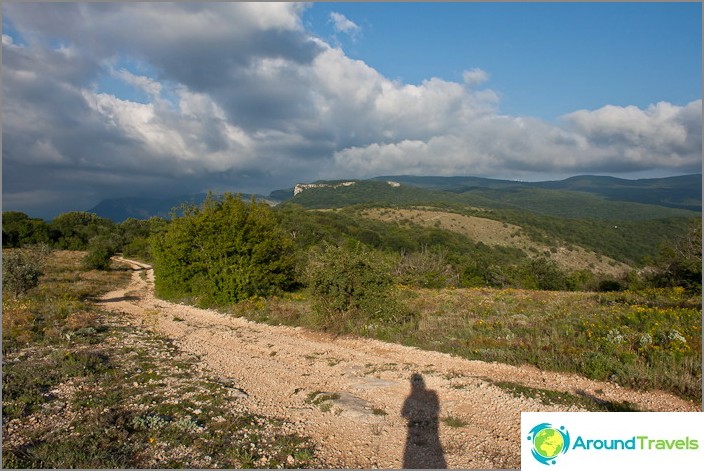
[442,416,469,428]
[399,286,701,401]
[226,284,701,403]
[305,391,341,406]
[361,207,630,277]
[489,380,640,412]
[2,249,322,469]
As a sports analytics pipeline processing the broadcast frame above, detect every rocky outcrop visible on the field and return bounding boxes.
[293,181,357,196]
[293,180,401,196]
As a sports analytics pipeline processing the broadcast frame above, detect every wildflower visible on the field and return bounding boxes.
[638,333,653,347]
[667,330,687,344]
[605,329,624,344]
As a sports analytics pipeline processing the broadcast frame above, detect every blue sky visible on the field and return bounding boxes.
[304,2,701,120]
[2,2,702,218]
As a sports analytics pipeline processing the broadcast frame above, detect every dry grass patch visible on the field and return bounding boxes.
[361,207,630,276]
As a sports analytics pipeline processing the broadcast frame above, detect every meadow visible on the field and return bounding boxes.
[231,285,702,403]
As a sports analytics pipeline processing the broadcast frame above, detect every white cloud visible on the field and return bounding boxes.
[329,12,361,38]
[2,33,17,47]
[462,68,489,87]
[114,69,162,98]
[2,2,701,217]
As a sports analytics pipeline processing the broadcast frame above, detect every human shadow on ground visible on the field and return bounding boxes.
[401,373,447,469]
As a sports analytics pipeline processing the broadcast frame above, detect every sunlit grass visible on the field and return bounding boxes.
[232,285,701,402]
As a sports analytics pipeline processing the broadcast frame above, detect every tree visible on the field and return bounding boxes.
[651,218,702,291]
[151,194,296,305]
[49,212,114,250]
[2,211,50,248]
[119,217,168,261]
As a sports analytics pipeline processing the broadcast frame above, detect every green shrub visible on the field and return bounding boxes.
[392,248,459,288]
[2,245,51,297]
[83,236,118,270]
[649,218,702,292]
[303,243,410,329]
[151,194,296,306]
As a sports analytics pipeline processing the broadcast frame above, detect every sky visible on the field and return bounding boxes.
[2,2,702,219]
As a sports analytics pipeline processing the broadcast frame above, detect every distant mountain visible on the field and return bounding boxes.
[89,174,701,222]
[88,194,209,222]
[89,192,272,222]
[281,174,701,220]
[373,174,702,212]
[530,174,702,212]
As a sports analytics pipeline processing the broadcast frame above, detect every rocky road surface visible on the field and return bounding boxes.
[97,258,699,469]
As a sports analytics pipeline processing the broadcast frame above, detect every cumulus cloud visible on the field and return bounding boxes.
[462,68,489,87]
[329,12,362,38]
[1,2,701,218]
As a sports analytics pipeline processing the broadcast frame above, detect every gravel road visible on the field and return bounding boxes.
[98,258,700,469]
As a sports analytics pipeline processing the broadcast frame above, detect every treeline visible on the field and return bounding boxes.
[4,197,701,303]
[2,210,166,268]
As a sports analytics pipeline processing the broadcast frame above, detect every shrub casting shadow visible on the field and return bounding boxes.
[97,295,141,303]
[401,373,447,469]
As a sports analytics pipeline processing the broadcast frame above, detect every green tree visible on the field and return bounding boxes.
[2,212,50,248]
[49,212,114,250]
[118,217,168,261]
[651,218,702,291]
[151,194,296,305]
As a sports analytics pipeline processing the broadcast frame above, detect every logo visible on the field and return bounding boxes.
[527,423,571,465]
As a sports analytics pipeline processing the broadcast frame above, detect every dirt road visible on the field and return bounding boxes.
[98,258,700,469]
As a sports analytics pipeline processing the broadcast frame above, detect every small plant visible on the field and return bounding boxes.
[442,416,468,428]
[305,391,340,413]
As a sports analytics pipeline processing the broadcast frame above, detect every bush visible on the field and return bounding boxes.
[392,247,459,288]
[512,258,568,291]
[83,236,118,271]
[2,245,51,297]
[303,243,409,329]
[151,194,296,305]
[650,218,702,292]
[597,279,623,292]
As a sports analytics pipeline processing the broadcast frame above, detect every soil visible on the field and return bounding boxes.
[97,258,700,469]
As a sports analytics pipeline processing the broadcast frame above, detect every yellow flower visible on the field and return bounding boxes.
[149,437,156,444]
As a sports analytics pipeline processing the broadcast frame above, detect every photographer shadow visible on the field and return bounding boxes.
[401,373,447,469]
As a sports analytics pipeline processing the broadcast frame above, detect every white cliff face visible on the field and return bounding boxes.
[293,180,401,196]
[293,181,357,196]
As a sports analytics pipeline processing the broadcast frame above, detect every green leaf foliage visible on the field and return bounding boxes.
[49,212,115,250]
[83,235,119,271]
[150,194,296,306]
[2,245,51,297]
[303,243,412,329]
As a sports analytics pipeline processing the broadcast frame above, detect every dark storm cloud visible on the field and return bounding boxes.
[2,3,701,218]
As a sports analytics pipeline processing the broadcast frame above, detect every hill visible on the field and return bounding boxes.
[373,174,702,212]
[286,175,700,221]
[86,174,701,222]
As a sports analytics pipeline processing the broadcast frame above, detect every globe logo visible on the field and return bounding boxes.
[527,423,570,465]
